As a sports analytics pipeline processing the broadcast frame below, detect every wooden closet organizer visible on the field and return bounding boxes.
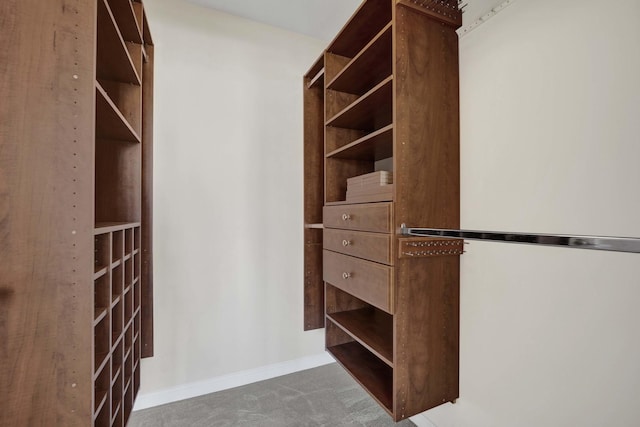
[1,1,153,426]
[303,0,462,420]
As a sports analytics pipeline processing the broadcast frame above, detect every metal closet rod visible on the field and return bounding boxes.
[400,226,640,254]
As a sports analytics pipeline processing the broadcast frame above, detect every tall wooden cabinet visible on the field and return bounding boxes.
[303,0,462,420]
[1,1,153,425]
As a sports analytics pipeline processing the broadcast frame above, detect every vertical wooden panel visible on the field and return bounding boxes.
[0,0,95,425]
[394,5,460,230]
[141,43,154,358]
[303,70,325,330]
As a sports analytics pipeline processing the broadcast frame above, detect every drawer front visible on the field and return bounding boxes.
[323,203,392,233]
[324,228,392,265]
[323,250,394,314]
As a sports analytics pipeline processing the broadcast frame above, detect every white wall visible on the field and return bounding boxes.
[139,0,327,397]
[417,0,640,426]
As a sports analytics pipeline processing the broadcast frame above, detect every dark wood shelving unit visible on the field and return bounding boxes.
[303,0,462,421]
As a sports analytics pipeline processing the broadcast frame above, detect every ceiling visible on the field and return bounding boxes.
[186,0,508,41]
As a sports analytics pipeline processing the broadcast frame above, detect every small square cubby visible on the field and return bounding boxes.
[125,227,133,257]
[112,230,124,264]
[94,314,110,373]
[94,358,110,414]
[94,273,110,322]
[112,263,124,303]
[124,286,133,327]
[111,299,123,346]
[94,233,110,274]
[124,257,133,289]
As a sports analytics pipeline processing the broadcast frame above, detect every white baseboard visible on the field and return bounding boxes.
[410,413,438,427]
[133,352,335,411]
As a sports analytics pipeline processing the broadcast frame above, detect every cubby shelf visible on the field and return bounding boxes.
[326,124,393,161]
[107,0,143,44]
[327,309,393,367]
[328,341,393,414]
[307,68,324,89]
[95,82,141,143]
[328,0,391,58]
[326,76,392,130]
[93,222,143,426]
[327,23,392,95]
[97,0,141,85]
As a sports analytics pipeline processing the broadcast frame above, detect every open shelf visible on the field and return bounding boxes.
[326,124,393,161]
[327,308,393,367]
[95,82,141,143]
[328,0,391,59]
[328,341,393,414]
[326,76,392,130]
[328,23,392,95]
[97,0,140,85]
[106,0,143,43]
[307,68,324,89]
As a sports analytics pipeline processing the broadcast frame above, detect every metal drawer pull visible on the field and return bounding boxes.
[342,272,351,279]
[342,214,351,221]
[342,240,352,247]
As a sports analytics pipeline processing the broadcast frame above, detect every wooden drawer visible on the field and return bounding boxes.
[324,228,392,265]
[323,203,392,233]
[323,250,394,314]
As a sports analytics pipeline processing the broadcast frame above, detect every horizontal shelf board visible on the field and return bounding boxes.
[328,341,393,414]
[111,296,121,310]
[94,265,109,280]
[111,259,122,269]
[326,76,393,130]
[326,124,393,161]
[95,82,141,143]
[113,332,124,349]
[97,0,141,85]
[307,68,324,89]
[107,0,143,43]
[94,307,108,325]
[305,223,324,229]
[94,389,109,417]
[95,221,141,235]
[124,346,132,361]
[94,352,109,377]
[111,402,121,422]
[324,199,392,207]
[124,253,132,261]
[124,377,132,394]
[327,309,393,367]
[304,51,324,79]
[327,23,392,95]
[133,248,140,255]
[328,0,391,58]
[111,366,122,386]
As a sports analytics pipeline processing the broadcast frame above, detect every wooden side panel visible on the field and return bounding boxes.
[0,0,95,425]
[141,44,154,357]
[303,74,325,330]
[393,256,460,417]
[394,6,460,230]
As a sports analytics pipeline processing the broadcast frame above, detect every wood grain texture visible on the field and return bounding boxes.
[328,308,393,366]
[0,0,95,425]
[325,283,369,316]
[141,43,154,358]
[325,126,366,155]
[325,157,372,203]
[393,256,460,418]
[324,52,351,87]
[324,229,392,265]
[327,0,392,58]
[394,6,460,230]
[323,203,392,233]
[303,74,325,330]
[323,250,394,314]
